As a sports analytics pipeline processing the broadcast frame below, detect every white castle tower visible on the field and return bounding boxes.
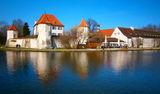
[7,24,18,40]
[77,18,89,44]
[34,14,64,49]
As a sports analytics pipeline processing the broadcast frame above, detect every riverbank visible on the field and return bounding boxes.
[0,47,160,52]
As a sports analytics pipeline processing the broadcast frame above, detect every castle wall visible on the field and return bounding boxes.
[7,38,38,48]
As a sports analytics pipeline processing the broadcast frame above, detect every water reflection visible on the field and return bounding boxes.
[30,52,63,85]
[6,51,158,84]
[6,51,29,74]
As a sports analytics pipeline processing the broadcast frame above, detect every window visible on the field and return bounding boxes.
[53,26,56,30]
[58,26,62,30]
[53,33,56,36]
[14,34,16,38]
[58,33,62,36]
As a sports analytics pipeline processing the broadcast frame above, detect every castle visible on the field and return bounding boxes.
[6,13,160,49]
[6,14,89,49]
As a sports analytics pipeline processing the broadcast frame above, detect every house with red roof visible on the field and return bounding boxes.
[98,28,125,48]
[111,26,160,48]
[87,25,125,48]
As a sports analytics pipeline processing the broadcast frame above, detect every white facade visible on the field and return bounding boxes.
[34,24,64,36]
[111,27,128,46]
[7,30,18,40]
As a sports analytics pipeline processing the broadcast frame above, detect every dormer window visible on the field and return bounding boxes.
[53,21,56,24]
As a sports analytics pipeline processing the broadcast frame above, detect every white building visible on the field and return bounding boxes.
[111,27,160,48]
[6,14,64,49]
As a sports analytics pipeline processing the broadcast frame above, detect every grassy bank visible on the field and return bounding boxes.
[0,47,160,52]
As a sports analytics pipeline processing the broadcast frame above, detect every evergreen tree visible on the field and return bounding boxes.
[23,22,30,37]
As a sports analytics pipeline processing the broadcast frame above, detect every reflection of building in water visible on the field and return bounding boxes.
[6,51,29,74]
[30,52,62,85]
[70,52,89,79]
[110,52,132,72]
[106,51,154,73]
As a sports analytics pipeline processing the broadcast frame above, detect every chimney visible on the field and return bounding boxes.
[130,26,134,31]
[97,24,100,32]
[34,21,37,25]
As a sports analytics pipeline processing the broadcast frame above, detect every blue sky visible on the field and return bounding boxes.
[0,0,160,33]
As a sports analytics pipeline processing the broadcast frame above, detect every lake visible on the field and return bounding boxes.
[0,51,160,94]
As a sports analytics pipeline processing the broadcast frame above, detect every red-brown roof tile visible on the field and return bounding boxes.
[118,27,160,38]
[8,24,17,31]
[78,18,89,27]
[99,29,114,36]
[36,14,64,26]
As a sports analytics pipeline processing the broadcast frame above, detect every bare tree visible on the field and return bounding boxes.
[59,28,78,48]
[59,27,86,48]
[136,37,142,48]
[86,19,98,32]
[154,38,160,47]
[0,21,9,45]
[143,24,160,32]
[91,31,104,48]
[13,19,24,37]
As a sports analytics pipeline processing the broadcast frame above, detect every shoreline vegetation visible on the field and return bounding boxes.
[0,47,160,52]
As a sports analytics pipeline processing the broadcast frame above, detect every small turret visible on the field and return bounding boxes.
[7,24,18,40]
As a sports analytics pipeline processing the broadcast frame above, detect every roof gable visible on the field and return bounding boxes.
[36,14,64,26]
[78,18,89,27]
[8,24,17,31]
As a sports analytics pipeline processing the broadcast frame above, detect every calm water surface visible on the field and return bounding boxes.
[0,51,160,94]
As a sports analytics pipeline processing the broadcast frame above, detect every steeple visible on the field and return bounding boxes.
[78,18,89,27]
[8,24,17,31]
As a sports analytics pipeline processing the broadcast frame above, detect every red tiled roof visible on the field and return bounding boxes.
[36,14,64,26]
[78,18,89,27]
[8,24,17,31]
[99,29,114,36]
[118,27,160,38]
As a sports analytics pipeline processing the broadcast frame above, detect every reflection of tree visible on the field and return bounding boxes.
[65,52,103,80]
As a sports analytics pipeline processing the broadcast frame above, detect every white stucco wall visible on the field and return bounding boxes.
[7,38,38,48]
[143,38,155,48]
[37,24,52,49]
[30,39,38,48]
[7,30,18,40]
